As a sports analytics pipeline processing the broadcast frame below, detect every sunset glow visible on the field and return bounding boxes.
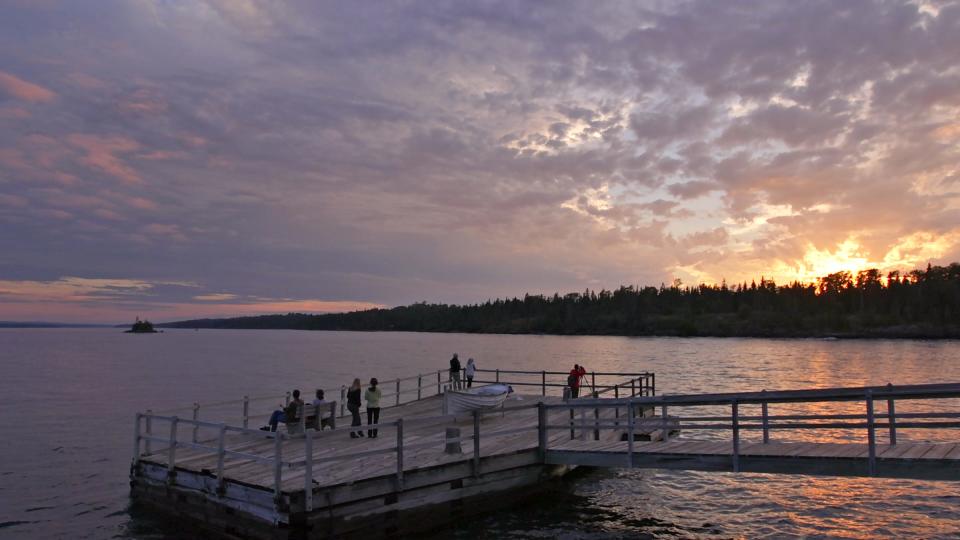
[2,1,960,323]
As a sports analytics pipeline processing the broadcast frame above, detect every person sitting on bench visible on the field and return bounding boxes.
[265,389,303,432]
[310,389,334,430]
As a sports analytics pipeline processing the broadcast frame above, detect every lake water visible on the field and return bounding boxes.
[2,329,960,539]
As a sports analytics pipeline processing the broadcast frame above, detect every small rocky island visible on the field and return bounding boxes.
[125,317,158,333]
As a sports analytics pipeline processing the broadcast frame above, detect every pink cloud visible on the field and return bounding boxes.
[0,105,31,119]
[127,196,157,210]
[67,134,142,184]
[0,71,56,102]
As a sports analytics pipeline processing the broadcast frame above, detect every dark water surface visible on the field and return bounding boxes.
[2,329,960,539]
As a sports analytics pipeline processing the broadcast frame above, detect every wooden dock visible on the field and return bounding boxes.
[129,371,960,539]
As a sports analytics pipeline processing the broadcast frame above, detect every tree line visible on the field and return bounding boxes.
[162,263,960,338]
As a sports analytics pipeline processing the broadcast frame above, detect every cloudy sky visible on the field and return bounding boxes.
[1,1,959,323]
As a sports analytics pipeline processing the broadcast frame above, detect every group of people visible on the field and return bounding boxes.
[264,388,332,432]
[346,377,382,438]
[448,353,477,390]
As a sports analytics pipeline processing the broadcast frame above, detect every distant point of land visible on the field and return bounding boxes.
[161,263,960,339]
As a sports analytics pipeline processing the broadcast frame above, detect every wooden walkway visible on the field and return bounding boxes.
[130,374,960,539]
[547,438,960,480]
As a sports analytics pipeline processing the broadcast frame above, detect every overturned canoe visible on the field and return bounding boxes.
[443,384,512,414]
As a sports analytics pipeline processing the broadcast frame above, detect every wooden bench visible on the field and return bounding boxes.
[285,401,337,435]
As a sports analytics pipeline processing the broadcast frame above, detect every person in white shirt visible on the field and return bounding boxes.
[465,358,477,388]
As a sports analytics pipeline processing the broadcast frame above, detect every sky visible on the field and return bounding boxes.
[1,1,959,323]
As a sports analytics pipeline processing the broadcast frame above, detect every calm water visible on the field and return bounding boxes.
[2,329,960,539]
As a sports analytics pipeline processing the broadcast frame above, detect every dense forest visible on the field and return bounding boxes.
[163,263,960,338]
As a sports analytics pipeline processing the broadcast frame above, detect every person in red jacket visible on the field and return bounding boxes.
[568,364,582,398]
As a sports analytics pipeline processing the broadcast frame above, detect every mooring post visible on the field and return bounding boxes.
[417,374,422,400]
[537,402,547,461]
[216,424,226,495]
[133,413,141,466]
[396,379,401,406]
[866,390,876,476]
[731,401,740,473]
[887,383,897,445]
[541,370,546,396]
[304,432,314,511]
[626,399,635,466]
[273,434,283,504]
[242,396,250,429]
[396,419,404,488]
[472,410,481,477]
[167,416,179,483]
[192,402,200,443]
[145,410,153,455]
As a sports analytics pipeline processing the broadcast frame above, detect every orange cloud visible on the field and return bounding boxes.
[67,134,142,184]
[0,71,56,102]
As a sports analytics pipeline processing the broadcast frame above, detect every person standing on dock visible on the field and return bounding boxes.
[568,365,582,398]
[347,379,364,438]
[465,358,476,388]
[365,378,382,438]
[449,353,462,390]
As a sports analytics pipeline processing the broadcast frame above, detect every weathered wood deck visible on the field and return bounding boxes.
[130,372,960,539]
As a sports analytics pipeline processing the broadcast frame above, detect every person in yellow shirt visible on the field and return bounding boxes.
[364,378,382,438]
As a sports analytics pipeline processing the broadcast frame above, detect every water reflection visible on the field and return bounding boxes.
[1,330,959,538]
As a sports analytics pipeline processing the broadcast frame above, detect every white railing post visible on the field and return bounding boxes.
[242,396,250,429]
[304,432,314,511]
[626,399,635,466]
[145,410,153,455]
[133,413,142,466]
[273,434,283,504]
[887,383,897,445]
[538,402,547,461]
[472,410,481,477]
[216,424,227,495]
[167,416,179,483]
[396,419,404,488]
[731,400,740,473]
[866,390,876,476]
[192,402,200,443]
